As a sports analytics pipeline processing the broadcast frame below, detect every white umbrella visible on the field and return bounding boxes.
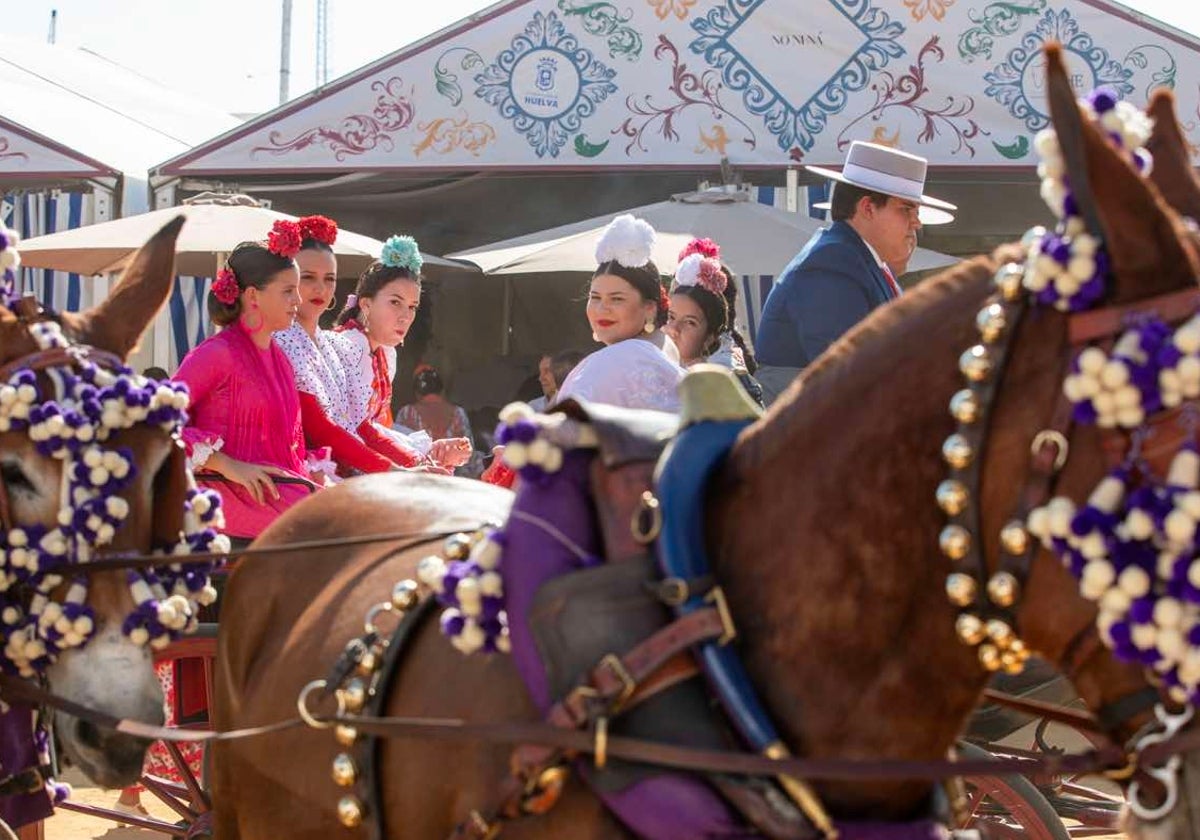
[15,193,466,278]
[448,188,958,276]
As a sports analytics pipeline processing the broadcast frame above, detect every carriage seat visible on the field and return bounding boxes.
[965,657,1078,744]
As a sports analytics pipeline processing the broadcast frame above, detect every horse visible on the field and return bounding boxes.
[0,216,208,795]
[212,48,1200,839]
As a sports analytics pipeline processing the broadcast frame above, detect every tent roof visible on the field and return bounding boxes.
[156,0,1200,177]
[449,188,958,275]
[0,36,240,180]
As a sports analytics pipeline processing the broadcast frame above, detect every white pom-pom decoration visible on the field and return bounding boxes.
[595,214,655,269]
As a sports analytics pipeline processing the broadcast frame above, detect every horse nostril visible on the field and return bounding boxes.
[76,719,104,750]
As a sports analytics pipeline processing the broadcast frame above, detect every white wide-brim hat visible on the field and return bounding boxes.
[806,141,956,225]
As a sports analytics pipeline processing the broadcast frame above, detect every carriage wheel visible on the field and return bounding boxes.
[957,742,1071,840]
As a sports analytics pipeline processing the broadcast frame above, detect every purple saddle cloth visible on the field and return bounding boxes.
[0,705,53,830]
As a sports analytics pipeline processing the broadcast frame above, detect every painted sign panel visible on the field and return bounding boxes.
[161,0,1200,173]
[0,121,112,179]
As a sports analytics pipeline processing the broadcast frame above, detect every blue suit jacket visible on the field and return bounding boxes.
[755,221,896,369]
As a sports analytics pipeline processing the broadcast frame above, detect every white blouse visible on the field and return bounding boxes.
[556,337,684,413]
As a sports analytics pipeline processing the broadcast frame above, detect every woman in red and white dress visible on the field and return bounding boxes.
[329,235,472,472]
[274,216,433,474]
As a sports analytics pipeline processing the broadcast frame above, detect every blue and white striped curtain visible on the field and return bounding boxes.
[736,183,831,347]
[2,190,213,370]
[2,190,98,312]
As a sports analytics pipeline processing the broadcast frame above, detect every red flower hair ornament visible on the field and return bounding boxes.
[678,237,720,262]
[211,268,240,306]
[267,219,304,259]
[298,215,338,246]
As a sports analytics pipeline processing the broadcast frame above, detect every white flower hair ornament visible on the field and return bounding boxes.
[595,214,656,269]
[673,253,728,297]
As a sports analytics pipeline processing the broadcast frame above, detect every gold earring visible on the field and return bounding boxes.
[644,319,655,334]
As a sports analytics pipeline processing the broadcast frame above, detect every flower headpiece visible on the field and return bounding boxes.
[380,235,423,274]
[266,219,303,260]
[297,215,338,246]
[596,214,655,269]
[679,237,720,262]
[673,253,728,296]
[211,268,239,306]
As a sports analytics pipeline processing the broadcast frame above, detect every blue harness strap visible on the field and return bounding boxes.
[654,417,780,750]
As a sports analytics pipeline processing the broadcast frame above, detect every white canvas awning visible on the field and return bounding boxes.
[449,188,958,276]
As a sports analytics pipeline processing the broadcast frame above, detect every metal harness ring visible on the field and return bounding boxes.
[297,679,345,730]
[1127,704,1194,822]
[1030,430,1070,472]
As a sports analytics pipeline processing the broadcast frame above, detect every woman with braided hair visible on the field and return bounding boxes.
[664,237,764,405]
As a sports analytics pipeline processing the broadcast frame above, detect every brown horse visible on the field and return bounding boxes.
[212,51,1200,839]
[0,218,194,788]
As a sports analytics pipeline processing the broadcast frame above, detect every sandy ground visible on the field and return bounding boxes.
[43,767,194,839]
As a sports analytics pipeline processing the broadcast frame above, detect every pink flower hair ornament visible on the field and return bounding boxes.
[672,253,728,296]
[211,269,240,306]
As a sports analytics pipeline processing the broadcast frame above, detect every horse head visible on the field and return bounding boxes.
[0,216,219,788]
[711,43,1200,830]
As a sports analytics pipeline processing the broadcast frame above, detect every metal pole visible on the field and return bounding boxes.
[501,276,513,356]
[279,0,293,105]
[48,10,57,44]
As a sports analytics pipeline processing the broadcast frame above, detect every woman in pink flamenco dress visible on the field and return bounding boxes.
[174,223,329,541]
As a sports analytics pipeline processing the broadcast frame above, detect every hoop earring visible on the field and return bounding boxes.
[242,306,264,334]
[325,296,337,312]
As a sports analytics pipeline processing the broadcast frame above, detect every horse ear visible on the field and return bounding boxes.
[1145,89,1200,223]
[62,216,184,360]
[1043,43,1198,302]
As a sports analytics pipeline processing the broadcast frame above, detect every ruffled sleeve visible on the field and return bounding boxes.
[173,337,232,470]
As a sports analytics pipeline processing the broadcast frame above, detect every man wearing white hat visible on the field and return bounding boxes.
[755,141,956,405]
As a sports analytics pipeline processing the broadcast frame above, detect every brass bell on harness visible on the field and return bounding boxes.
[942,434,974,470]
[949,389,980,425]
[959,345,993,383]
[356,650,379,677]
[335,725,358,747]
[332,753,357,787]
[337,795,365,828]
[945,573,977,607]
[392,579,420,611]
[936,480,969,516]
[939,525,971,561]
[999,522,1030,556]
[978,643,1002,672]
[340,678,367,713]
[976,303,1008,344]
[985,619,1015,648]
[444,533,473,560]
[955,613,986,646]
[993,263,1024,302]
[987,572,1020,608]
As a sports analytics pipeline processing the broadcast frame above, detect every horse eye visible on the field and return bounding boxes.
[0,461,35,493]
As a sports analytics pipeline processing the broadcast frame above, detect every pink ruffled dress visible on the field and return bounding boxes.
[173,321,318,539]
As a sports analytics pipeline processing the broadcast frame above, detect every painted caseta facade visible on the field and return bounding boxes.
[160,0,1200,175]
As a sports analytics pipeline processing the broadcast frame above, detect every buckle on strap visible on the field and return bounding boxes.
[596,654,637,711]
[705,587,738,646]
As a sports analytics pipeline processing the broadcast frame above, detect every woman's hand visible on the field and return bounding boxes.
[430,437,473,468]
[207,452,285,505]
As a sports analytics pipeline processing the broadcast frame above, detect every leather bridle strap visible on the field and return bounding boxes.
[1068,287,1200,345]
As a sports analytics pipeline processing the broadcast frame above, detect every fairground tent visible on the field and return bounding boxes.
[0,35,240,371]
[150,0,1200,403]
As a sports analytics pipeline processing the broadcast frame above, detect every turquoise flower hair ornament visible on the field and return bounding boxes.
[380,235,423,274]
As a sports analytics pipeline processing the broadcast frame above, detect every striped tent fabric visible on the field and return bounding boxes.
[1,190,213,369]
[735,183,830,348]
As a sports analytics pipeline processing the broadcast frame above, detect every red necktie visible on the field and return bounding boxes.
[882,264,902,298]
